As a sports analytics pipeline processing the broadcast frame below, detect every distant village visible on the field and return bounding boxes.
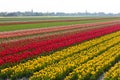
[0,10,120,16]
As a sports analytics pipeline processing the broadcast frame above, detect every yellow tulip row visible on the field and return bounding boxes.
[29,33,120,80]
[104,61,120,80]
[64,43,120,80]
[0,31,120,79]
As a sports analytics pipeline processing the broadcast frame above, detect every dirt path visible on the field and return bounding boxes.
[97,74,104,80]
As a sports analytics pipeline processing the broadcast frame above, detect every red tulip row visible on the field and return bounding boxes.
[0,20,119,39]
[0,29,78,52]
[0,22,119,52]
[0,24,120,66]
[0,24,119,57]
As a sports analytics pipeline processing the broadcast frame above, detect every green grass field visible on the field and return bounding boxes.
[0,17,120,32]
[0,16,119,22]
[0,16,92,22]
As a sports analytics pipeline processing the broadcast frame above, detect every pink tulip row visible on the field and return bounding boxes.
[0,30,77,51]
[0,21,118,51]
[0,20,119,39]
[0,22,112,51]
[0,24,120,66]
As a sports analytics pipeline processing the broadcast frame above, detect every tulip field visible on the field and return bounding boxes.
[0,17,120,80]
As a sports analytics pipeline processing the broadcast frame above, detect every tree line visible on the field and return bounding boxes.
[0,11,120,16]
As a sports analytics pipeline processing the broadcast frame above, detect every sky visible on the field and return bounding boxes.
[0,0,120,13]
